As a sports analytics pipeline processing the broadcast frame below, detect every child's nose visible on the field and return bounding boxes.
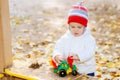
[74,28,78,31]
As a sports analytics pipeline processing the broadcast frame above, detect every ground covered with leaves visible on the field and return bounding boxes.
[9,0,120,80]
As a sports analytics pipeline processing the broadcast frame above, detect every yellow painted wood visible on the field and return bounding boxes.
[5,69,37,80]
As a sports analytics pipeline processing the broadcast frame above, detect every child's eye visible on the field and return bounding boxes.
[71,26,75,28]
[78,26,82,29]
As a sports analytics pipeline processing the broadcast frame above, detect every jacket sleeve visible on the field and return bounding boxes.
[77,36,96,62]
[52,39,64,62]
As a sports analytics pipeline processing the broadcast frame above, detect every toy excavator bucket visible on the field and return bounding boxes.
[49,58,57,68]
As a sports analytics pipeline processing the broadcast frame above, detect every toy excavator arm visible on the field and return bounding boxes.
[67,56,73,68]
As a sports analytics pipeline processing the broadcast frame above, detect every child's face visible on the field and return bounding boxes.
[69,22,85,37]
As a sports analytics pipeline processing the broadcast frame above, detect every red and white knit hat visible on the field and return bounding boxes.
[68,2,88,27]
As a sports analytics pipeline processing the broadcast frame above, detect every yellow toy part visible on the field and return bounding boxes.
[67,67,72,74]
[49,58,53,66]
[0,74,4,79]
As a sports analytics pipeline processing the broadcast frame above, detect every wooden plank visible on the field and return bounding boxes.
[0,0,12,73]
[0,0,5,73]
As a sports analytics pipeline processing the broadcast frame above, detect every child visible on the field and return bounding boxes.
[52,2,96,76]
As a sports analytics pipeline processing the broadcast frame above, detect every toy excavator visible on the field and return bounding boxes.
[49,56,78,77]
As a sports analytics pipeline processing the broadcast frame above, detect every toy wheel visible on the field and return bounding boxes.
[72,70,78,76]
[59,69,66,77]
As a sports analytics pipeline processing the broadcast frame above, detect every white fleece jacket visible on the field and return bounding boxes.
[52,28,96,74]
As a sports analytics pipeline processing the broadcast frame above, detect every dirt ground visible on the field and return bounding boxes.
[9,0,120,80]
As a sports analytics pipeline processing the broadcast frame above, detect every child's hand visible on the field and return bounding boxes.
[71,55,79,60]
[69,52,79,60]
[55,55,64,64]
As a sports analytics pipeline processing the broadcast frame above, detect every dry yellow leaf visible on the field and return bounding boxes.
[81,76,88,80]
[29,42,36,48]
[106,62,115,68]
[25,54,31,58]
[96,67,102,72]
[103,45,110,50]
[111,25,117,29]
[116,62,120,67]
[67,77,71,80]
[106,41,113,46]
[24,40,30,45]
[100,56,107,62]
[114,72,120,77]
[18,40,24,45]
[96,74,102,78]
[13,56,17,60]
[16,35,23,39]
[14,17,21,25]
[115,49,120,53]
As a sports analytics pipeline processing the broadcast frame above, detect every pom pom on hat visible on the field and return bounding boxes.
[68,1,88,27]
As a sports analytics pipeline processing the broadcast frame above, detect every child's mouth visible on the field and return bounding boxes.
[74,33,78,35]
